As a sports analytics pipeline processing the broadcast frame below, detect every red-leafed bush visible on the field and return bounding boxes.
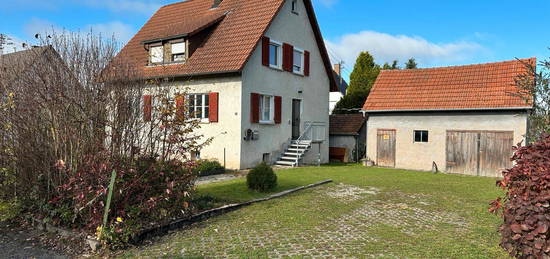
[491,134,550,258]
[47,153,198,247]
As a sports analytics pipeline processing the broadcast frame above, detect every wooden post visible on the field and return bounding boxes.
[101,170,117,238]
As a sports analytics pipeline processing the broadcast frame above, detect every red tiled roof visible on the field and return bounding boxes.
[145,11,228,42]
[112,0,337,91]
[362,58,535,112]
[329,114,366,135]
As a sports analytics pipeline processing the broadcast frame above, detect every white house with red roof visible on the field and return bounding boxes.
[362,58,534,177]
[114,0,339,169]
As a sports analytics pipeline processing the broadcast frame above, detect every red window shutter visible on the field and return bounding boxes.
[209,92,219,122]
[274,96,282,124]
[304,50,310,76]
[283,43,293,72]
[250,93,260,123]
[175,95,185,121]
[143,95,152,122]
[261,36,270,67]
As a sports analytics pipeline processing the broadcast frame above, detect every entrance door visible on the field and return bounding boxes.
[377,129,396,167]
[291,99,301,140]
[446,131,513,177]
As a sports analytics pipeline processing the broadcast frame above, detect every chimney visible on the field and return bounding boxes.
[212,0,222,8]
[333,63,344,92]
[333,63,341,76]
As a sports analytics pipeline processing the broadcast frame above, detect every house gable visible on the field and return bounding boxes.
[112,0,337,90]
[238,0,332,168]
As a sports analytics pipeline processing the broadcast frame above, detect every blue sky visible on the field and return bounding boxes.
[1,0,549,79]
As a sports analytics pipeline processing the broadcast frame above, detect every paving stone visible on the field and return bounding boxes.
[130,184,468,258]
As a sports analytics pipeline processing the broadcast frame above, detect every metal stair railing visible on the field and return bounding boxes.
[293,122,315,166]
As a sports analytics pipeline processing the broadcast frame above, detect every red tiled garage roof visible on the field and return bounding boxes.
[362,58,535,112]
[329,114,366,135]
[111,0,337,90]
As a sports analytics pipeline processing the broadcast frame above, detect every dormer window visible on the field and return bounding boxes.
[150,45,164,64]
[146,38,187,65]
[171,41,186,62]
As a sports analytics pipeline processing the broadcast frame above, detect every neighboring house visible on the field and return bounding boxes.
[362,58,534,177]
[329,113,366,162]
[0,47,79,163]
[329,63,348,114]
[113,0,338,169]
[0,46,61,84]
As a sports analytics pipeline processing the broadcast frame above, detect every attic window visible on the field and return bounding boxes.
[147,39,186,65]
[291,0,298,14]
[171,41,186,62]
[150,45,164,64]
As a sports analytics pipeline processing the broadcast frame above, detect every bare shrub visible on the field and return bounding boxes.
[0,30,211,245]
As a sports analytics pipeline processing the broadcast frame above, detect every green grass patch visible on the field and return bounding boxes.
[123,164,508,258]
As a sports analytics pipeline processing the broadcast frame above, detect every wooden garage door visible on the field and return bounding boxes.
[479,132,514,177]
[377,129,396,167]
[446,131,513,177]
[446,131,479,176]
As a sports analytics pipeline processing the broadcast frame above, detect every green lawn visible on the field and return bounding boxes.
[122,164,508,258]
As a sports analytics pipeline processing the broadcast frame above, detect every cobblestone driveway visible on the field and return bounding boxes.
[127,183,468,258]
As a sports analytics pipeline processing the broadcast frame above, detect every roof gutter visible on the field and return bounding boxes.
[143,70,242,80]
[141,34,189,44]
[362,106,533,113]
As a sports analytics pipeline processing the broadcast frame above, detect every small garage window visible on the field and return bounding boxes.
[414,130,429,143]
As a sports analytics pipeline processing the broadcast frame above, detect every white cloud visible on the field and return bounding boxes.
[24,18,61,39]
[81,0,162,15]
[325,30,485,69]
[86,21,135,44]
[0,0,163,15]
[23,18,135,45]
[0,34,30,54]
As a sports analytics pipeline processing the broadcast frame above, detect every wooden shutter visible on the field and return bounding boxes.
[143,95,152,122]
[304,50,310,76]
[250,93,260,123]
[209,92,219,122]
[261,36,270,67]
[283,43,293,72]
[175,95,185,121]
[274,96,282,124]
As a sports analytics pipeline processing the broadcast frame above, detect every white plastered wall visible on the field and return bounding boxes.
[145,76,243,169]
[365,111,529,172]
[240,0,330,169]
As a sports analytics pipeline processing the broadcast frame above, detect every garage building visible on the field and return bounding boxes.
[362,58,535,177]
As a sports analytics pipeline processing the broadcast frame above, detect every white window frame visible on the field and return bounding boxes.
[259,94,275,124]
[268,40,283,70]
[150,45,164,64]
[293,47,305,75]
[414,130,429,143]
[171,41,186,63]
[188,93,210,123]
